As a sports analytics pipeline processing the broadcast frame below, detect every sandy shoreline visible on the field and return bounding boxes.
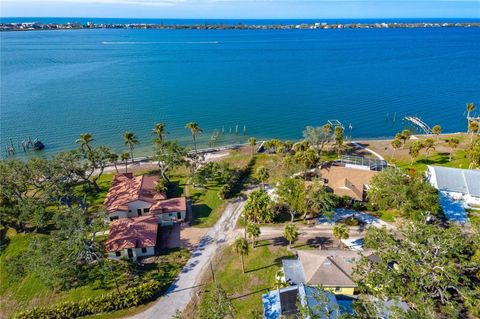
[93,131,469,175]
[98,143,246,174]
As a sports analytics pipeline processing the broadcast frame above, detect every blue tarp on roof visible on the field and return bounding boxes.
[439,191,468,224]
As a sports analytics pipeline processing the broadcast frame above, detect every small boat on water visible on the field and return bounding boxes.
[33,139,45,150]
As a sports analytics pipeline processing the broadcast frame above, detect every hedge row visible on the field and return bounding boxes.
[15,280,160,319]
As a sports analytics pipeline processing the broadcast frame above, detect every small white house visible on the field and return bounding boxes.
[426,166,480,206]
[105,215,158,261]
[426,166,480,223]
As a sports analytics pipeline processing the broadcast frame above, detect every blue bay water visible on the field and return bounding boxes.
[1,27,480,158]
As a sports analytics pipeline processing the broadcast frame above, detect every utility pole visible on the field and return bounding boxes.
[210,262,216,283]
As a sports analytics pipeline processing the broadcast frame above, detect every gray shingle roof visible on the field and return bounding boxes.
[297,250,360,287]
[429,166,480,197]
[282,259,306,285]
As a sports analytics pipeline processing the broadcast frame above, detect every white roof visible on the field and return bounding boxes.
[428,166,480,197]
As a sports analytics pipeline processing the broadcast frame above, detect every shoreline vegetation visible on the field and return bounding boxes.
[94,131,473,175]
[2,21,480,32]
[1,115,479,318]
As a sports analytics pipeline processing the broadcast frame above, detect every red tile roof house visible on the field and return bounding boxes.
[105,215,158,260]
[104,173,187,226]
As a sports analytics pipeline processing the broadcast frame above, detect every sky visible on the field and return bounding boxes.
[1,0,479,19]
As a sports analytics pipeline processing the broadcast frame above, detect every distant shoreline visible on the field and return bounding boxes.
[2,21,480,32]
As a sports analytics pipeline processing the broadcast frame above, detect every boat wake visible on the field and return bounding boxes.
[101,41,220,45]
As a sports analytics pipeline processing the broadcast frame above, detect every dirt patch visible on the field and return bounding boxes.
[355,133,471,162]
[180,226,209,250]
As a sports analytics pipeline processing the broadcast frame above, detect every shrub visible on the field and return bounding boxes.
[219,157,255,199]
[14,280,160,319]
[352,201,366,211]
[342,216,362,226]
[0,225,9,251]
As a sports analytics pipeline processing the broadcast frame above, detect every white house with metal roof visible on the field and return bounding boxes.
[426,166,480,205]
[426,166,480,223]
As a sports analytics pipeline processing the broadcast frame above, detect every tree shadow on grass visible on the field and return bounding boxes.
[167,180,185,198]
[271,236,289,247]
[255,241,273,248]
[230,287,271,300]
[305,236,334,249]
[190,204,213,226]
[415,153,451,166]
[245,263,277,273]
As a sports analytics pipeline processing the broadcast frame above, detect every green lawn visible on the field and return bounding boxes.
[196,240,294,318]
[0,233,190,319]
[189,182,226,228]
[392,150,470,173]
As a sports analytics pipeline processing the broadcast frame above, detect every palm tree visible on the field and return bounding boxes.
[469,121,479,142]
[123,131,139,164]
[466,102,476,119]
[295,149,319,179]
[432,125,442,141]
[155,179,168,193]
[234,237,249,273]
[391,139,402,160]
[108,152,120,174]
[152,123,167,144]
[409,141,423,165]
[121,151,130,173]
[185,122,202,155]
[256,166,270,189]
[306,183,335,222]
[423,138,435,159]
[400,130,411,145]
[76,133,94,151]
[333,224,349,249]
[467,102,476,132]
[284,223,299,249]
[447,137,460,162]
[246,223,261,248]
[248,137,257,157]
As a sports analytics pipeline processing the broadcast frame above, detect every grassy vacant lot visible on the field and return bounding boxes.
[189,182,226,228]
[0,232,190,319]
[361,133,474,173]
[194,239,294,318]
[189,149,254,228]
[394,149,470,172]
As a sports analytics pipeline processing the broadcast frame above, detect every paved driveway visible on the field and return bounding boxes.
[129,196,246,319]
[318,208,395,230]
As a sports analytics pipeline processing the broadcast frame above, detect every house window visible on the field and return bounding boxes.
[115,251,121,257]
[177,212,182,220]
[110,216,119,221]
[335,287,341,292]
[128,210,132,213]
[144,208,150,213]
[137,208,142,216]
[141,247,147,253]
